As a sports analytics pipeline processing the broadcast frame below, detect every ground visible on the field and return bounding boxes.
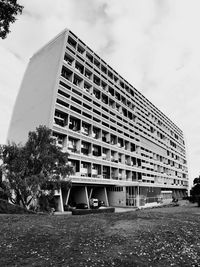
[0,202,200,266]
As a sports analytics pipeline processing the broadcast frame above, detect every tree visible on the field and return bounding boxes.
[190,175,200,206]
[0,125,74,209]
[0,0,23,39]
[193,176,200,185]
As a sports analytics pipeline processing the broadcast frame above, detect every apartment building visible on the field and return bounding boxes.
[8,29,188,211]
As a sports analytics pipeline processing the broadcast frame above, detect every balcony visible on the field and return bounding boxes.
[94,77,100,86]
[92,169,98,175]
[75,67,81,74]
[69,146,78,153]
[111,176,118,180]
[102,153,107,160]
[68,37,76,49]
[54,114,67,127]
[80,168,88,176]
[102,137,107,143]
[142,162,153,169]
[92,144,101,157]
[53,134,64,149]
[71,126,79,132]
[102,95,108,104]
[67,141,79,153]
[118,154,124,163]
[69,118,80,132]
[82,148,89,156]
[64,58,73,66]
[61,67,73,82]
[75,64,83,74]
[77,45,85,55]
[85,71,92,80]
[86,53,93,63]
[93,151,101,157]
[83,84,91,93]
[92,128,101,139]
[81,142,90,155]
[125,160,131,166]
[111,157,118,163]
[81,127,89,136]
[67,142,73,149]
[91,132,95,138]
[110,139,116,145]
[117,143,121,148]
[73,78,82,87]
[56,141,63,148]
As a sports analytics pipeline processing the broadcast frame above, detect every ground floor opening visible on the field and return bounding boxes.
[52,183,188,212]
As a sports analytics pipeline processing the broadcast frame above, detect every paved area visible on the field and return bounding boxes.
[54,208,137,215]
[114,207,137,213]
[54,200,189,215]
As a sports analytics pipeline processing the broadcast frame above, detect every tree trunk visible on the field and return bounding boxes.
[198,196,200,207]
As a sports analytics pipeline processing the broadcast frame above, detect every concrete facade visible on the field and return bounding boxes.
[8,29,189,211]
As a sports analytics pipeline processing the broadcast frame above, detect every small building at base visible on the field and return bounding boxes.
[53,179,187,212]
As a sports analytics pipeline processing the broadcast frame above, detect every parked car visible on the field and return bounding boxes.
[64,204,75,211]
[76,203,88,209]
[98,200,105,207]
[89,198,99,209]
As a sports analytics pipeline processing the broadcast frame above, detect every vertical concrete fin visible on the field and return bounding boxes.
[136,186,140,208]
[65,188,71,205]
[58,189,64,212]
[104,187,109,206]
[85,186,89,206]
[89,188,93,199]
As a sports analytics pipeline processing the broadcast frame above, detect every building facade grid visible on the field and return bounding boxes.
[8,29,188,210]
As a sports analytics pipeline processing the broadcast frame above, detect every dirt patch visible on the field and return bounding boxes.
[108,218,157,237]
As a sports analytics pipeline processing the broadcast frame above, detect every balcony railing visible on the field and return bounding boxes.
[92,169,98,175]
[80,168,89,176]
[93,151,101,157]
[81,127,89,135]
[102,153,107,160]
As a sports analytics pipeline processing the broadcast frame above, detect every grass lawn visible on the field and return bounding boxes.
[0,202,200,266]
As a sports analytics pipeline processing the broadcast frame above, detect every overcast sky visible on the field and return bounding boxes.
[0,0,199,185]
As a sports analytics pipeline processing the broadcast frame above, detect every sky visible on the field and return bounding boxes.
[0,0,200,187]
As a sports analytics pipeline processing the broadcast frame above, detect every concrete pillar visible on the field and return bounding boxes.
[89,188,93,199]
[62,186,71,207]
[104,187,109,206]
[65,188,71,206]
[173,190,178,199]
[58,189,64,212]
[85,186,89,207]
[136,186,140,208]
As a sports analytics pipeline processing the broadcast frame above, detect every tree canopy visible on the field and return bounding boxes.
[0,0,23,39]
[193,176,200,185]
[0,125,73,209]
[190,175,200,206]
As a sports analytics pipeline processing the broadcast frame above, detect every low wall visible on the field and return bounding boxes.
[72,207,115,215]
